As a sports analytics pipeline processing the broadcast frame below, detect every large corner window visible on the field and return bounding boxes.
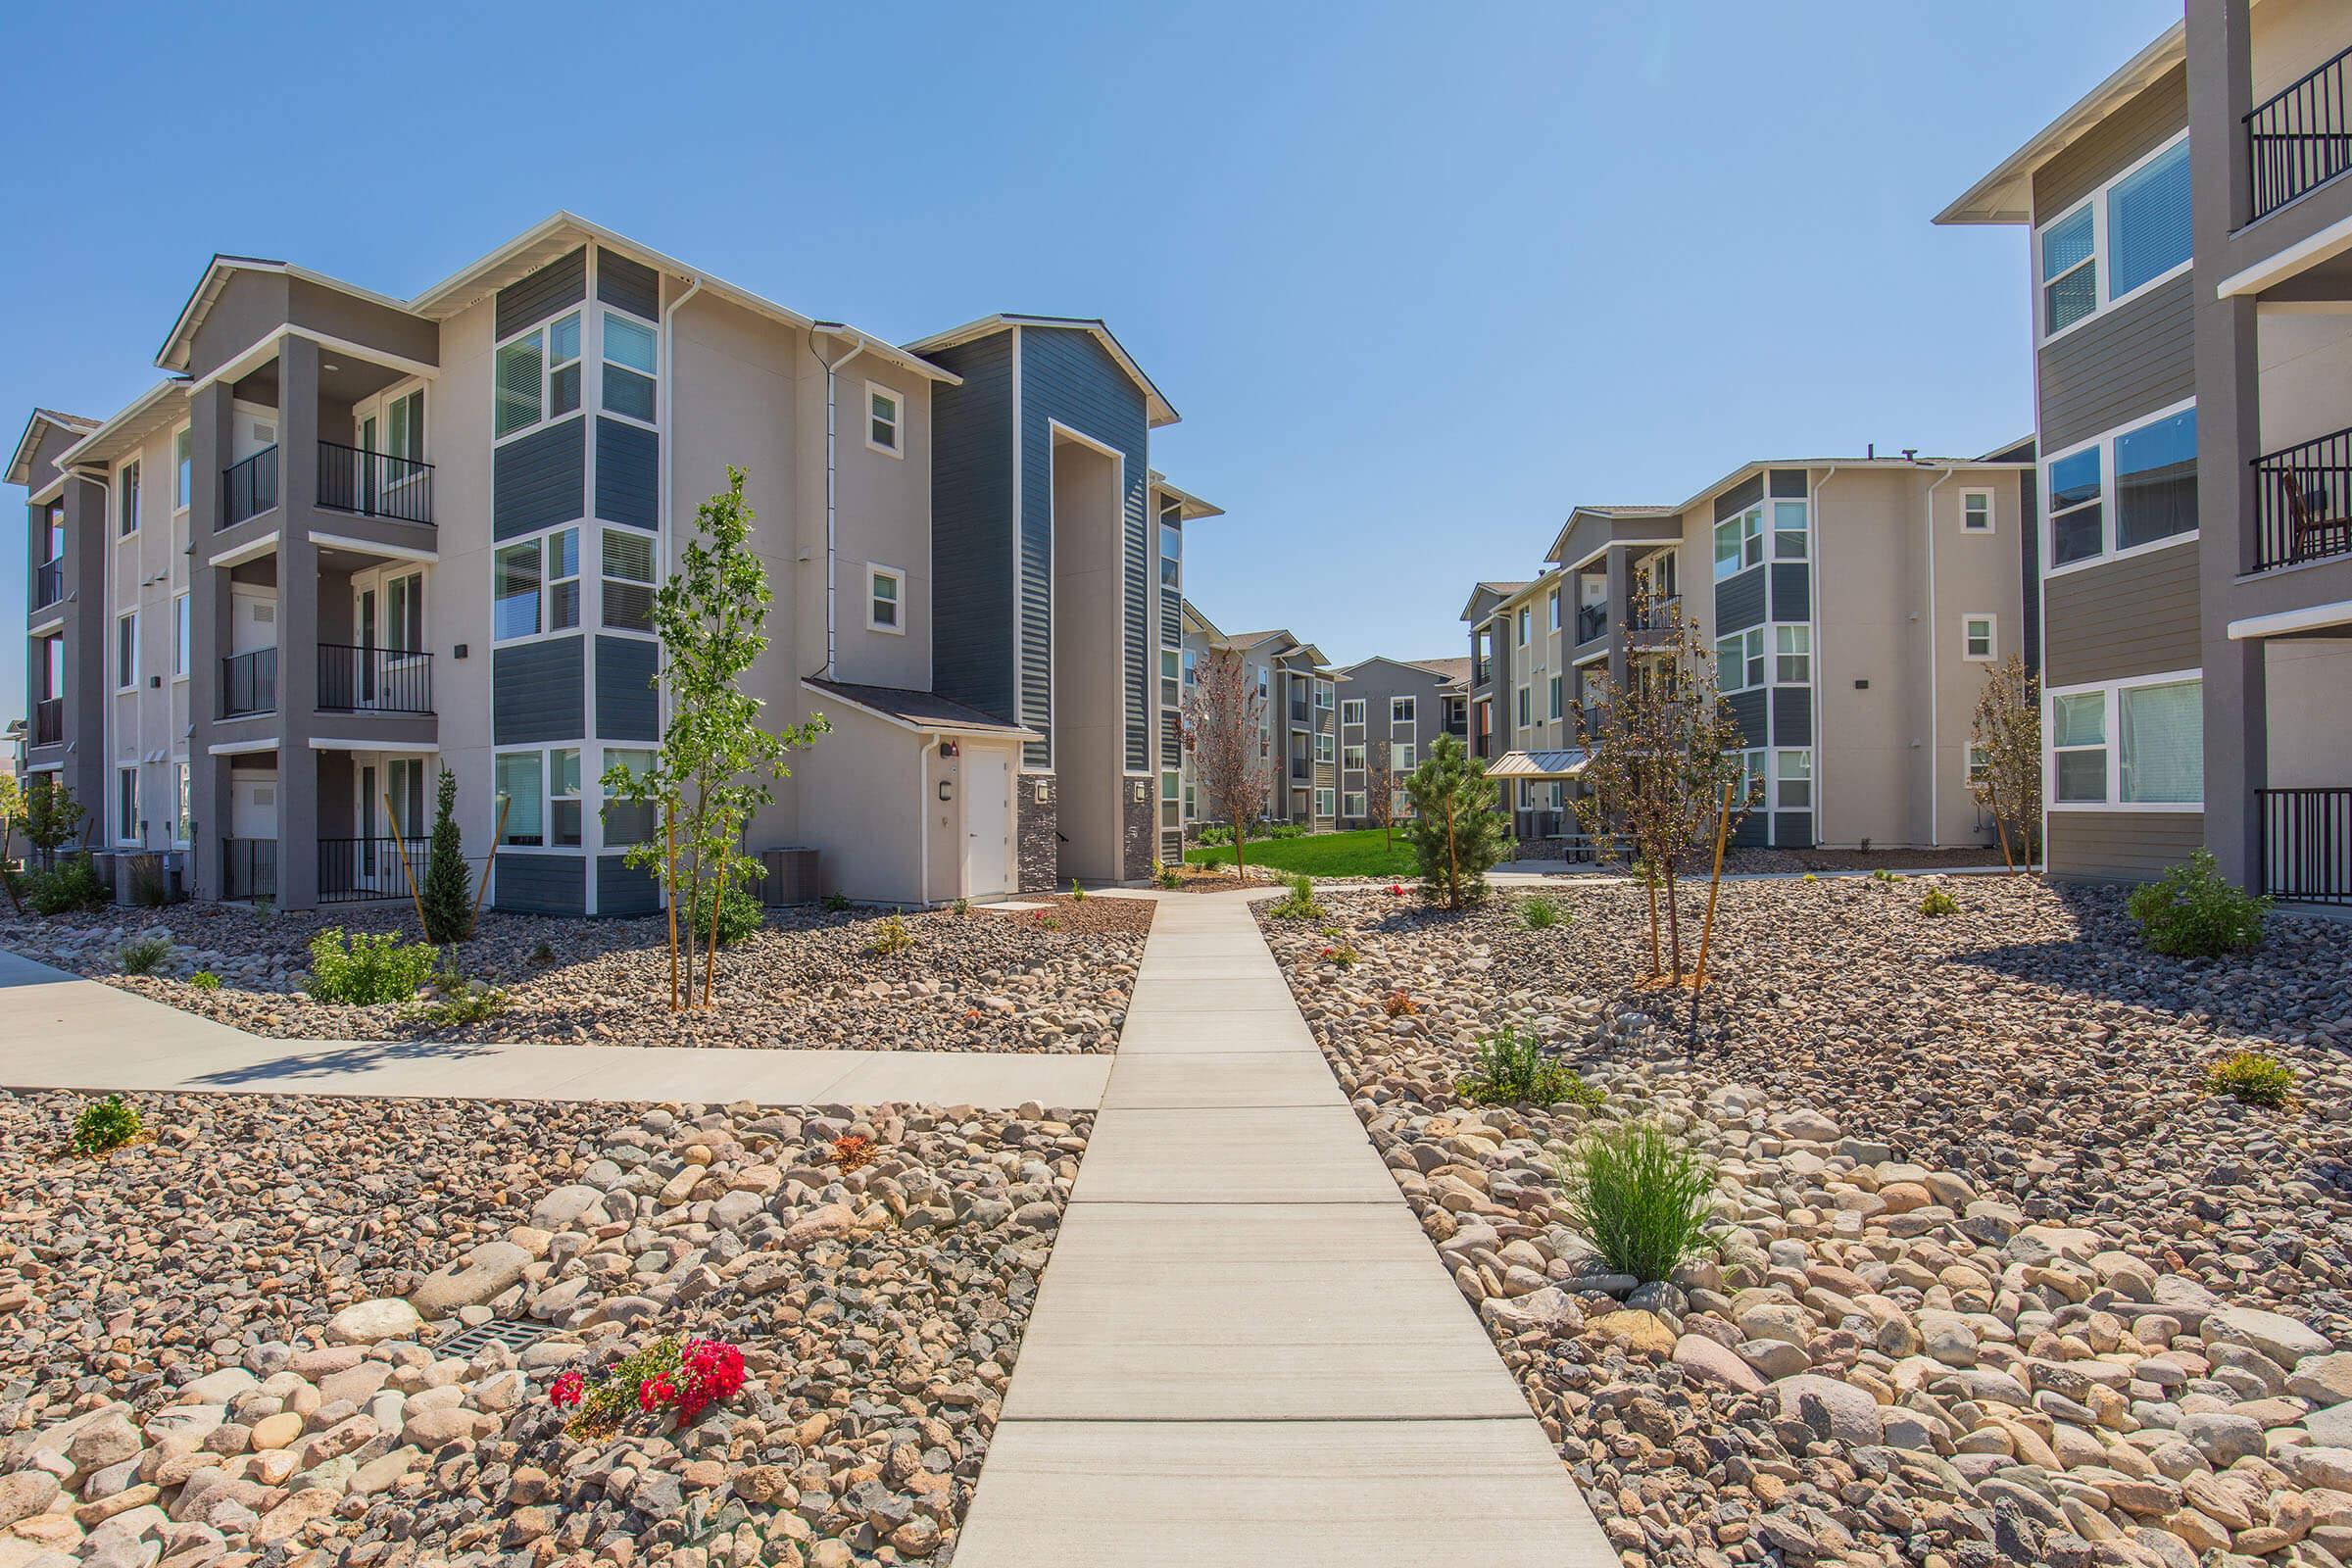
[602,528,657,633]
[2047,674,2202,808]
[1713,504,1763,580]
[1718,626,1765,693]
[603,748,659,846]
[603,312,658,422]
[2036,132,2190,342]
[494,527,580,641]
[2046,402,2197,572]
[494,311,582,438]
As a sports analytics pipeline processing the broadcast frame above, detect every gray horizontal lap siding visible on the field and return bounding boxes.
[1773,686,1811,744]
[1716,567,1766,636]
[926,333,1016,724]
[1726,689,1768,749]
[2049,810,2203,883]
[496,248,588,341]
[596,635,659,740]
[494,636,586,744]
[1774,811,1814,849]
[1715,475,1765,521]
[495,853,586,915]
[2037,274,2196,454]
[1770,563,1810,624]
[2043,546,2201,686]
[597,854,661,915]
[596,249,660,321]
[495,420,586,540]
[2032,65,2186,218]
[596,417,658,531]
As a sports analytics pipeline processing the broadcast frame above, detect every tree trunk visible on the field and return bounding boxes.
[1644,859,1661,978]
[1988,779,2017,875]
[1233,812,1247,880]
[1663,863,1684,980]
[1444,797,1461,907]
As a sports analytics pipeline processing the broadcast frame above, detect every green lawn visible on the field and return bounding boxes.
[1185,827,1419,878]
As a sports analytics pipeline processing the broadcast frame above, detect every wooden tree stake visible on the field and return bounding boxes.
[385,793,427,936]
[664,808,681,1013]
[1690,779,1735,993]
[471,795,513,925]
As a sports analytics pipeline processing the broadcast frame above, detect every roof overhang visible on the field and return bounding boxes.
[906,314,1178,426]
[156,255,417,373]
[2228,598,2352,641]
[1459,582,1528,622]
[8,410,99,488]
[1181,601,1228,643]
[796,679,1039,741]
[1150,472,1224,519]
[51,380,190,472]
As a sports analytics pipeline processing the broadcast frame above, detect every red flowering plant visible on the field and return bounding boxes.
[1387,883,1406,898]
[549,1336,749,1438]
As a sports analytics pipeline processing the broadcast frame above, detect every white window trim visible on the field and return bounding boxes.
[492,743,593,854]
[1343,790,1367,818]
[173,592,191,682]
[1964,741,1993,793]
[866,563,907,635]
[1774,623,1812,686]
[2034,129,2193,348]
[1341,698,1366,726]
[598,308,661,433]
[2042,668,2205,812]
[1314,786,1336,818]
[118,457,142,537]
[117,765,140,846]
[172,424,193,515]
[1773,747,1814,811]
[2042,396,2200,579]
[1390,695,1415,727]
[117,610,138,691]
[864,379,905,459]
[491,523,583,647]
[1962,612,1997,662]
[490,311,586,449]
[1771,496,1809,563]
[1960,488,1995,534]
[597,527,660,642]
[172,758,191,847]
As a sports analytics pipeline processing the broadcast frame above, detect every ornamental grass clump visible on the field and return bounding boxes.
[866,913,913,956]
[2206,1050,2295,1108]
[1455,1026,1602,1108]
[306,928,438,1005]
[189,970,221,991]
[549,1337,748,1439]
[1558,1118,1720,1283]
[2129,849,2269,957]
[1918,886,1958,918]
[1270,872,1323,920]
[118,935,172,975]
[71,1095,142,1156]
[1520,895,1562,930]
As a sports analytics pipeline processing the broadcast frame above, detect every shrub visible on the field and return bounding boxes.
[528,941,558,965]
[126,856,172,909]
[1382,989,1417,1018]
[952,897,970,916]
[1069,879,1088,903]
[189,969,221,991]
[1520,895,1562,930]
[822,891,852,913]
[29,856,110,916]
[1404,735,1513,908]
[421,982,510,1027]
[832,1133,876,1172]
[419,770,475,945]
[867,913,913,956]
[307,928,438,1005]
[118,936,172,975]
[1918,886,1958,918]
[1455,1026,1603,1108]
[1801,872,1818,883]
[1270,872,1323,920]
[1153,859,1181,890]
[689,881,765,947]
[1195,824,1233,848]
[1558,1119,1720,1283]
[71,1095,142,1156]
[2129,850,2269,957]
[548,1336,748,1440]
[1318,944,1358,968]
[1870,868,1902,884]
[2205,1050,2295,1108]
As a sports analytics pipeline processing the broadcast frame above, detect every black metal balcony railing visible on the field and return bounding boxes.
[32,697,64,748]
[2252,424,2352,571]
[220,837,277,902]
[318,442,435,526]
[33,559,63,611]
[1472,658,1491,687]
[1576,603,1607,644]
[318,644,434,713]
[2257,787,2352,906]
[2247,41,2352,222]
[320,836,431,904]
[1629,596,1684,634]
[220,647,278,718]
[221,446,279,529]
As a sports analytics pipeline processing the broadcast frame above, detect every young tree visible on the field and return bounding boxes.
[1403,734,1514,908]
[1571,585,1746,981]
[419,768,474,945]
[1362,733,1398,852]
[1968,654,2042,874]
[0,772,24,915]
[22,776,84,871]
[602,467,829,1009]
[1180,647,1271,880]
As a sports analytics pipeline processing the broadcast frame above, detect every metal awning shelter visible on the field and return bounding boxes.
[1488,749,1591,779]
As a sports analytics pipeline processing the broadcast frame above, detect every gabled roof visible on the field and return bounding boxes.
[156,254,416,373]
[1333,654,1471,688]
[905,314,1179,427]
[800,678,1037,740]
[50,379,192,473]
[1181,601,1227,643]
[7,409,101,489]
[1459,580,1528,622]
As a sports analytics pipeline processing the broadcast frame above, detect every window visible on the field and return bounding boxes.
[2040,205,2097,335]
[1963,614,1996,662]
[173,428,192,512]
[2046,402,2198,570]
[2051,690,2109,803]
[1184,778,1195,819]
[1315,787,1335,818]
[1962,490,1993,533]
[117,767,138,844]
[1393,787,1414,819]
[1714,504,1763,580]
[2036,133,2190,341]
[603,312,658,422]
[1547,588,1561,632]
[1772,499,1807,561]
[1775,625,1810,684]
[1254,664,1268,698]
[1516,606,1531,645]
[1739,750,1768,807]
[386,388,425,463]
[550,748,583,847]
[1344,791,1366,818]
[1967,743,1992,786]
[866,383,902,456]
[603,528,657,632]
[1183,649,1198,687]
[1392,741,1417,771]
[1391,696,1415,727]
[1718,627,1765,692]
[1344,743,1366,771]
[603,748,658,845]
[495,752,545,846]
[867,564,905,633]
[119,461,140,536]
[1776,749,1812,809]
[2048,674,2204,808]
[1161,771,1180,829]
[1159,520,1181,591]
[493,311,581,437]
[172,761,190,845]
[494,528,579,640]
[1516,685,1531,726]
[1315,681,1334,710]
[1315,733,1334,763]
[173,593,189,677]
[1548,674,1562,719]
[117,612,137,690]
[1161,649,1180,708]
[1342,698,1365,725]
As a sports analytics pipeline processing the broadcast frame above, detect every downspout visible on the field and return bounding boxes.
[1809,466,1837,844]
[915,730,931,907]
[1924,465,1957,847]
[808,326,865,681]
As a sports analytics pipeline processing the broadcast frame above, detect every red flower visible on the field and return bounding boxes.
[638,1372,677,1412]
[1387,883,1405,897]
[549,1371,584,1408]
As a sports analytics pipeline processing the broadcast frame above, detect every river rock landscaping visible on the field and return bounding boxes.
[0,1090,1088,1567]
[1262,877,2352,1567]
[0,895,1151,1054]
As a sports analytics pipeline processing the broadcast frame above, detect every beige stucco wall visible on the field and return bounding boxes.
[102,407,194,857]
[1050,437,1125,880]
[790,702,927,903]
[429,294,500,858]
[2265,639,2352,789]
[2257,311,2352,457]
[2252,0,2352,108]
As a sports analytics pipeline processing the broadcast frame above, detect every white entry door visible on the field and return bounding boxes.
[963,754,1010,897]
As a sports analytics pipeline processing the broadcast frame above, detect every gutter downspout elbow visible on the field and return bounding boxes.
[810,325,865,682]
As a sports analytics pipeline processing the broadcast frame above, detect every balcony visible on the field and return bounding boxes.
[32,698,63,748]
[1472,657,1491,688]
[1290,699,1310,724]
[1576,603,1607,644]
[1628,596,1683,635]
[1290,759,1312,783]
[32,559,62,612]
[2257,787,2352,905]
[222,447,279,529]
[318,644,434,713]
[318,442,434,526]
[320,836,430,904]
[2247,42,2352,223]
[2251,425,2352,570]
[221,838,278,902]
[220,648,278,718]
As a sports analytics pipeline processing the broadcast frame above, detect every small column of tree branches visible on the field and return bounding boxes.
[1361,732,1398,851]
[1968,653,2042,874]
[1570,583,1746,983]
[1180,646,1271,880]
[601,467,828,1010]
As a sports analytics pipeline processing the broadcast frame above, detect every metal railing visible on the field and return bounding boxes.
[222,446,279,528]
[1472,658,1491,687]
[1290,759,1313,782]
[33,559,62,611]
[318,442,435,525]
[320,836,431,904]
[1290,699,1310,723]
[1628,595,1684,634]
[2257,787,2352,906]
[32,698,63,747]
[221,837,277,902]
[2247,41,2352,222]
[1576,603,1607,644]
[220,647,277,718]
[2252,424,2352,570]
[317,644,433,713]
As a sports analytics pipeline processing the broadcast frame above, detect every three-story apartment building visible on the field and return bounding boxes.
[1176,609,1343,830]
[12,215,1213,910]
[1328,656,1469,827]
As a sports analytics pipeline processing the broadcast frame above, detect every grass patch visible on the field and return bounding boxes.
[1558,1119,1719,1283]
[1187,827,1419,879]
[1455,1026,1603,1107]
[1520,895,1563,930]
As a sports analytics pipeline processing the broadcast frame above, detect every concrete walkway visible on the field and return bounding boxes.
[954,893,1615,1566]
[0,950,1110,1109]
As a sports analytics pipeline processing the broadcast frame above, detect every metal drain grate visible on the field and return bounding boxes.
[434,1317,551,1357]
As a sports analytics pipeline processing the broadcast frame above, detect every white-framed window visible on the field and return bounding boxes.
[1714,504,1764,580]
[1160,770,1180,829]
[494,527,580,642]
[2045,671,2204,809]
[866,382,903,457]
[2034,131,2191,343]
[1344,790,1367,817]
[1966,742,1992,788]
[1772,498,1807,561]
[1962,613,1996,662]
[1393,786,1414,819]
[1548,673,1562,719]
[1961,489,1994,533]
[118,459,140,536]
[1160,649,1180,709]
[1254,663,1269,698]
[603,310,659,423]
[1159,519,1181,591]
[1314,786,1335,818]
[1516,606,1531,645]
[1183,649,1198,687]
[1718,626,1765,693]
[493,310,582,439]
[172,760,190,846]
[117,766,139,845]
[1547,588,1561,632]
[1344,742,1366,771]
[494,746,586,849]
[868,564,906,634]
[1515,684,1531,727]
[1342,697,1366,726]
[1775,624,1811,684]
[1391,695,1415,727]
[172,427,193,513]
[173,593,190,678]
[1739,749,1768,807]
[1315,680,1334,710]
[1184,778,1196,819]
[602,528,657,633]
[2045,400,2198,573]
[1775,749,1812,809]
[117,611,138,690]
[602,747,659,846]
[1392,741,1417,771]
[1314,732,1334,763]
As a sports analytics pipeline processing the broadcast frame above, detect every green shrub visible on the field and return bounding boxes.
[2205,1050,2294,1108]
[689,881,765,947]
[2129,850,2269,957]
[126,857,172,909]
[306,928,438,1005]
[952,897,970,916]
[1152,859,1181,890]
[189,970,222,991]
[1069,879,1088,903]
[867,913,913,956]
[1918,886,1958,918]
[419,769,476,945]
[1869,867,1902,884]
[1266,822,1306,841]
[1195,825,1233,848]
[71,1095,142,1155]
[1558,1119,1719,1283]
[29,856,110,916]
[118,936,172,975]
[1801,872,1819,883]
[822,891,852,913]
[1320,943,1358,968]
[1520,895,1562,930]
[1270,872,1323,920]
[421,982,510,1028]
[1455,1026,1603,1108]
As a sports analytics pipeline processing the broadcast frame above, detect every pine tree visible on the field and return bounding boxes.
[420,769,474,944]
[1403,734,1513,908]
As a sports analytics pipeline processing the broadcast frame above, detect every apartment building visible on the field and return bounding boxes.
[11,214,1212,911]
[1327,656,1469,827]
[1176,607,1343,829]
[1938,0,2352,900]
[1466,446,2037,851]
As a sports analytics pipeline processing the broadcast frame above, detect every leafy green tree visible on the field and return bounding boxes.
[1403,734,1513,908]
[602,467,828,1007]
[419,769,474,945]
[0,772,24,915]
[22,777,85,870]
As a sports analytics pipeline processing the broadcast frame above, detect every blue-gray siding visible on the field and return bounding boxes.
[495,853,585,915]
[1716,567,1766,635]
[1773,686,1812,744]
[597,855,661,915]
[496,248,587,341]
[596,635,659,740]
[1715,474,1764,520]
[494,636,585,744]
[596,248,660,321]
[926,332,1016,724]
[596,417,658,530]
[495,419,585,540]
[1774,810,1815,849]
[1726,689,1767,748]
[1770,563,1810,623]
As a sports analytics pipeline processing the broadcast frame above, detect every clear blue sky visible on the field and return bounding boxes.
[0,0,2181,719]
